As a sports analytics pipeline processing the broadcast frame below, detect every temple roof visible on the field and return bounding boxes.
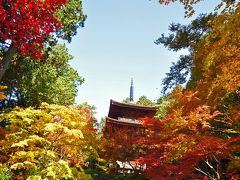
[106,117,143,127]
[108,99,159,120]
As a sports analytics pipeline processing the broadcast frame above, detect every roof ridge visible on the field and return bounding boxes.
[110,99,160,109]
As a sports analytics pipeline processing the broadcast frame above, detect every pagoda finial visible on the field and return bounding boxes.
[130,78,134,102]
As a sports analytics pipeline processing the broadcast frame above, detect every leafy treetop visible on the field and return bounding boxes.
[1,44,84,109]
[0,0,86,80]
[0,0,66,58]
[0,103,98,179]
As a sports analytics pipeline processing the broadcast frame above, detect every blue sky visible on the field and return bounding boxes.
[67,0,217,120]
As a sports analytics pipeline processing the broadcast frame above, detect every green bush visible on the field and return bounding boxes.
[0,164,11,180]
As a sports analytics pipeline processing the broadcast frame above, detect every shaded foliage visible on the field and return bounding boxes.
[54,0,86,42]
[102,125,147,175]
[1,44,84,110]
[156,13,214,93]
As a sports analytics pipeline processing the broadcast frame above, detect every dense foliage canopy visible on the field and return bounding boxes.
[0,0,86,80]
[133,1,240,179]
[0,103,98,179]
[156,13,214,93]
[0,0,86,109]
[1,44,84,110]
[102,1,240,179]
[1,0,240,179]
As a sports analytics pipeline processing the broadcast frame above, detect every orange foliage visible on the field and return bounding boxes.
[102,124,147,174]
[0,85,7,100]
[134,2,240,179]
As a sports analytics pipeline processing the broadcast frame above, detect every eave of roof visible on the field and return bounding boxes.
[106,117,144,127]
[110,99,160,111]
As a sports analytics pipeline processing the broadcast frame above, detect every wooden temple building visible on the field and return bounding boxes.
[104,99,159,133]
[103,79,159,173]
[104,79,159,133]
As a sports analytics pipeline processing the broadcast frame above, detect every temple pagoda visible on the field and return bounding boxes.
[104,79,159,133]
[103,79,159,173]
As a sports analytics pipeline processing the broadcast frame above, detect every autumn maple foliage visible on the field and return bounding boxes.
[102,124,147,174]
[0,85,7,100]
[0,103,99,179]
[0,0,68,80]
[134,1,240,179]
[136,88,239,179]
[0,0,67,57]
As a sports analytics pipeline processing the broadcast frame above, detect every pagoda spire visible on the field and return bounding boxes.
[130,78,134,102]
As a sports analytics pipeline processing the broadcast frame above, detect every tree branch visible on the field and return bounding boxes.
[0,42,18,81]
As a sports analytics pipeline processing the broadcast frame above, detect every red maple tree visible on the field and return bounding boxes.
[0,0,67,80]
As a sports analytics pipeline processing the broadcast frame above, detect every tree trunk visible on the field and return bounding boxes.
[0,42,18,81]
